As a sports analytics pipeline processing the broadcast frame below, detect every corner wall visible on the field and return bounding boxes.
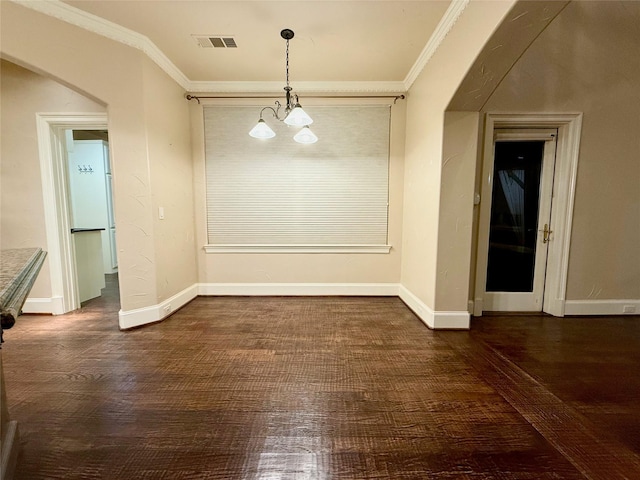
[400,0,516,328]
[142,58,198,308]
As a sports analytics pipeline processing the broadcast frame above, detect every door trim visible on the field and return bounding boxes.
[474,112,583,317]
[36,113,109,314]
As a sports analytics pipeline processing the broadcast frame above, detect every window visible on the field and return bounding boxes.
[203,104,391,253]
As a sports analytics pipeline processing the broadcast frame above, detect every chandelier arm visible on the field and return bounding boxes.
[260,100,293,122]
[259,106,278,120]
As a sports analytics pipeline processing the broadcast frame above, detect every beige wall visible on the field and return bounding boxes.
[142,58,197,302]
[191,97,406,285]
[0,2,197,311]
[482,0,640,301]
[0,60,106,299]
[436,111,481,311]
[401,0,516,311]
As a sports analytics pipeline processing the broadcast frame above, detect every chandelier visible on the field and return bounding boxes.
[249,29,318,144]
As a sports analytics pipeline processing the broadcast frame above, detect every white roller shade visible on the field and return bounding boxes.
[204,105,390,248]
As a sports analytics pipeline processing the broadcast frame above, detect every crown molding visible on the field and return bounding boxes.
[403,0,470,90]
[11,0,466,95]
[9,0,191,90]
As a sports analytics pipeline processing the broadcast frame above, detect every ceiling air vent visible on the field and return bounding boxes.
[193,35,237,48]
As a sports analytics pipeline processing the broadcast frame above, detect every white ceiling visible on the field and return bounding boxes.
[55,0,456,91]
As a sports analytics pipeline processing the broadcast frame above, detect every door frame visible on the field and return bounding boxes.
[473,112,583,317]
[36,112,110,314]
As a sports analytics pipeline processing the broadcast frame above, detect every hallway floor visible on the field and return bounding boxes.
[2,285,640,479]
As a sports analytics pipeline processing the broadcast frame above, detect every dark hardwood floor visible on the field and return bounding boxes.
[2,278,639,479]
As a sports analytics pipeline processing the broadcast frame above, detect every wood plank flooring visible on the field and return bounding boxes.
[2,280,639,479]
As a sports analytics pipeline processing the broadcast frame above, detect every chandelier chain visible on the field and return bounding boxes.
[285,39,290,88]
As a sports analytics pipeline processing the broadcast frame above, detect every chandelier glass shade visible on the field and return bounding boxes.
[248,119,276,139]
[293,126,318,144]
[284,103,313,127]
[249,29,317,143]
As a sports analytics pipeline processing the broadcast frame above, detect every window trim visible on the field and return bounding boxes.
[204,244,392,254]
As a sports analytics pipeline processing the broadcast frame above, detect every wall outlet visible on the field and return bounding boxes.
[623,305,636,314]
[163,304,172,314]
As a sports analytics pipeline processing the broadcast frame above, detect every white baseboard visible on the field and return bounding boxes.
[197,282,400,297]
[564,299,640,316]
[118,284,198,330]
[22,296,64,315]
[29,283,483,330]
[398,286,470,329]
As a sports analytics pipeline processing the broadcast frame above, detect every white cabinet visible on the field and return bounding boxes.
[67,140,117,274]
[73,230,106,302]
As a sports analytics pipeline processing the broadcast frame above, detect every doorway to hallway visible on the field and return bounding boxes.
[66,130,118,304]
[36,113,121,316]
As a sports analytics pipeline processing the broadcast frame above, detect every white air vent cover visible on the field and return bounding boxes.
[193,35,237,48]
